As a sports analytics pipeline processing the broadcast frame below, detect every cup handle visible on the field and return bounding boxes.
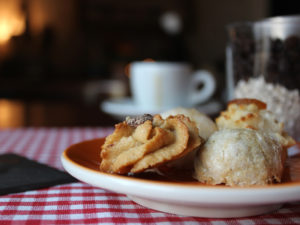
[188,70,216,105]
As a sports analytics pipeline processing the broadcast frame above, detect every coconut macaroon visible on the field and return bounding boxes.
[194,98,295,186]
[216,98,283,133]
[161,107,217,140]
[216,98,295,148]
[194,129,285,186]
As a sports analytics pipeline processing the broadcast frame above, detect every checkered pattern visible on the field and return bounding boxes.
[0,128,300,225]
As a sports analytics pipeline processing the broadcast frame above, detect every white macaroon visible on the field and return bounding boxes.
[160,107,217,170]
[161,107,217,140]
[194,129,285,186]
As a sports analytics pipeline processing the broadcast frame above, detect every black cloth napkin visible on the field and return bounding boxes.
[0,153,77,195]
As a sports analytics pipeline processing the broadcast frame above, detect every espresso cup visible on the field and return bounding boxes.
[130,61,216,111]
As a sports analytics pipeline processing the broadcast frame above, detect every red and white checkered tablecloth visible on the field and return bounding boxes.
[0,128,299,225]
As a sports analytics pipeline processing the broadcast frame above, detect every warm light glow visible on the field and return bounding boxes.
[0,99,25,128]
[143,58,155,62]
[124,63,131,77]
[0,0,25,44]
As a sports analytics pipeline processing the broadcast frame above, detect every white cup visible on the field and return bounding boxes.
[130,61,216,111]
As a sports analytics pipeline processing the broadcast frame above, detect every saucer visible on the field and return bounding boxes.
[101,98,223,120]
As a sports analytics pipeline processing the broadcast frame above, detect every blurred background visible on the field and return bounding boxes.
[0,0,299,128]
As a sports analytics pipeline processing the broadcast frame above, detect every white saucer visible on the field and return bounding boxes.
[101,98,223,120]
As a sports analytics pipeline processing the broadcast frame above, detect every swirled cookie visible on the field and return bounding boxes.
[100,114,202,174]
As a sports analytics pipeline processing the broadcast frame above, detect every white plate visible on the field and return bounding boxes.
[101,98,222,120]
[61,138,300,218]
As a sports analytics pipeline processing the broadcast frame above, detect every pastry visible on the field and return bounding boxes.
[161,107,217,140]
[194,129,285,186]
[216,98,295,148]
[194,98,295,186]
[100,114,202,174]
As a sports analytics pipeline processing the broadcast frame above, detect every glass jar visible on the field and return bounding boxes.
[226,15,300,141]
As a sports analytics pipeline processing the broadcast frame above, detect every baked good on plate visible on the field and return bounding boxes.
[194,129,285,186]
[100,114,202,174]
[160,107,217,170]
[216,98,295,148]
[194,98,295,186]
[161,107,217,140]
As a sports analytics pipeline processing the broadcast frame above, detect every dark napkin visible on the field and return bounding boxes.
[0,153,77,195]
